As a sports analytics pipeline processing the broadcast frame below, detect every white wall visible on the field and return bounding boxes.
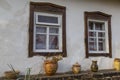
[0,0,120,76]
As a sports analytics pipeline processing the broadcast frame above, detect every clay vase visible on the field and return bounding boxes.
[114,58,120,71]
[72,62,81,74]
[91,60,98,72]
[44,60,58,76]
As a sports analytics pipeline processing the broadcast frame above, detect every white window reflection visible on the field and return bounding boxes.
[36,27,46,33]
[36,34,46,49]
[49,28,59,33]
[49,35,59,49]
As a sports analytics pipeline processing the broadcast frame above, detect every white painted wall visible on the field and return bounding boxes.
[0,0,120,76]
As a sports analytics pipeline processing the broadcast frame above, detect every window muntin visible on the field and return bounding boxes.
[33,12,62,53]
[88,19,109,53]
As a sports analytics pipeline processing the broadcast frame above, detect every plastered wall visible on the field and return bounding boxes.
[0,0,120,76]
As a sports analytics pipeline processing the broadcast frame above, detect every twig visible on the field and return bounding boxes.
[7,64,16,74]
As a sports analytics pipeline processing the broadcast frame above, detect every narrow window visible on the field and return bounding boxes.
[84,11,112,58]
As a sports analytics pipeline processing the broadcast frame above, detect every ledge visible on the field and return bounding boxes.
[1,69,120,80]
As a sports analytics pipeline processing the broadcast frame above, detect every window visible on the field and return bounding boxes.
[84,11,112,58]
[29,2,66,57]
[34,12,62,52]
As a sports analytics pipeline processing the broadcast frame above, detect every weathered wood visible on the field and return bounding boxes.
[1,69,120,80]
[39,69,120,80]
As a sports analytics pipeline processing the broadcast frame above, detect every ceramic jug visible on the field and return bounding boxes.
[91,60,98,72]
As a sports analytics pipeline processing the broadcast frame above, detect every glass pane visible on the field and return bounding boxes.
[98,32,105,37]
[89,42,97,51]
[98,38,105,42]
[89,21,94,30]
[36,34,46,49]
[36,27,46,33]
[49,28,59,34]
[89,32,96,37]
[95,22,105,30]
[98,42,105,51]
[38,15,58,24]
[49,35,59,49]
[98,38,105,51]
[89,38,96,42]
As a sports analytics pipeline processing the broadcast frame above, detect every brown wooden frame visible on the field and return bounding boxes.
[84,11,112,58]
[29,2,67,57]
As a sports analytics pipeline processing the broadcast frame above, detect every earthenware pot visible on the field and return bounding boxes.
[72,62,81,74]
[114,58,120,71]
[44,60,58,76]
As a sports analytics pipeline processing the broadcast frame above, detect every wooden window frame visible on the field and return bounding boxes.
[84,11,112,58]
[29,2,67,57]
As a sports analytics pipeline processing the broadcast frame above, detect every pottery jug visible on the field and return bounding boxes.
[91,60,98,72]
[114,58,120,71]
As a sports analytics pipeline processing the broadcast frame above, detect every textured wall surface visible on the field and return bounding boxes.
[0,0,120,76]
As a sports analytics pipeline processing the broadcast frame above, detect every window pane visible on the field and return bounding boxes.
[89,42,97,51]
[98,38,105,51]
[95,22,105,30]
[98,32,105,37]
[49,28,59,34]
[98,42,105,51]
[89,38,97,51]
[89,38,96,42]
[36,34,46,49]
[89,21,94,30]
[36,27,46,33]
[98,38,105,42]
[89,32,96,37]
[38,15,58,24]
[49,35,59,49]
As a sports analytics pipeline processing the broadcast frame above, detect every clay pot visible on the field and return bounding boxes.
[91,60,98,72]
[72,62,81,74]
[44,60,58,76]
[114,58,120,71]
[4,71,20,79]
